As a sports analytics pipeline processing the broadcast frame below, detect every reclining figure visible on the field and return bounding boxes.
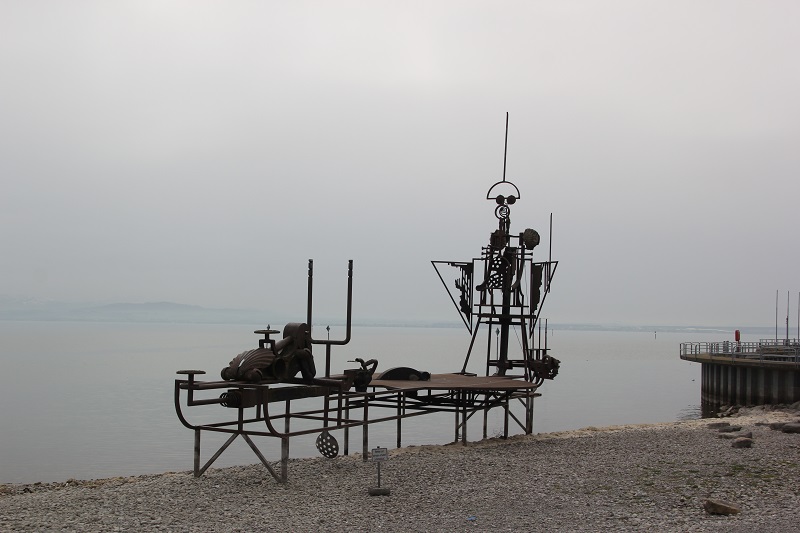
[220,323,316,383]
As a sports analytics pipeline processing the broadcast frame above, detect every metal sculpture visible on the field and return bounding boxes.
[221,323,316,383]
[174,114,562,483]
[433,113,560,384]
[344,358,379,392]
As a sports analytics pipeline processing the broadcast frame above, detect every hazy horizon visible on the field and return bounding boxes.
[0,294,791,334]
[2,2,798,329]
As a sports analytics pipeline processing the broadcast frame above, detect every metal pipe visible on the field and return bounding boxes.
[310,260,353,346]
[306,259,313,331]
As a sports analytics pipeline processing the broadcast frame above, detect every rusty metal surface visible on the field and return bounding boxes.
[371,373,540,391]
[221,323,316,383]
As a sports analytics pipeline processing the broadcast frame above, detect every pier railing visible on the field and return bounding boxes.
[680,339,800,365]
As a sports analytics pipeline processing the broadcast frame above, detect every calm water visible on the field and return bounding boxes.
[0,321,739,484]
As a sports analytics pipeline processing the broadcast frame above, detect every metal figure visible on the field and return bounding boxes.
[220,323,316,383]
[433,113,560,383]
[344,358,379,392]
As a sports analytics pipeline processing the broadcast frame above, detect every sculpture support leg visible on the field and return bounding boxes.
[194,429,201,477]
[362,397,369,461]
[396,395,402,449]
[461,392,468,445]
[282,400,290,482]
[344,397,350,456]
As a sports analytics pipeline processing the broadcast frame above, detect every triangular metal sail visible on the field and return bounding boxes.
[432,261,474,334]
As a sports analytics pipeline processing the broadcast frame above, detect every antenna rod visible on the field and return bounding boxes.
[502,112,509,182]
[549,212,553,265]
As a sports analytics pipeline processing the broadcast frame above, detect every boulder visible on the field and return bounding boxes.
[780,423,800,434]
[703,499,741,515]
[731,437,753,448]
[718,426,743,433]
[769,422,787,431]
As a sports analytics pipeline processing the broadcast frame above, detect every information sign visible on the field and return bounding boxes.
[371,447,388,462]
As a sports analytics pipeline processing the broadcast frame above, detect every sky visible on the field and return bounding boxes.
[1,1,798,328]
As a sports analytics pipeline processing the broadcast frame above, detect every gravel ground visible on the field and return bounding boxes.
[2,407,799,532]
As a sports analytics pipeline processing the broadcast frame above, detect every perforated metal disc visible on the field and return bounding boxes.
[315,431,339,458]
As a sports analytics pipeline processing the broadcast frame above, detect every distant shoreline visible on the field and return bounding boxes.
[0,315,778,334]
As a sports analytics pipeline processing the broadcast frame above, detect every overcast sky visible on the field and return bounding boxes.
[1,1,798,327]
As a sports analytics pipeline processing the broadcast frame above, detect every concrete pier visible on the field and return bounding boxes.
[681,340,800,406]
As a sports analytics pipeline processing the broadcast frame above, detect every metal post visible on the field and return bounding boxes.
[362,395,369,461]
[282,400,290,482]
[193,429,201,477]
[323,393,330,429]
[454,392,460,443]
[461,392,468,445]
[483,392,489,439]
[344,397,350,456]
[525,393,533,434]
[396,394,402,449]
[503,395,509,438]
[307,259,313,330]
[325,344,332,378]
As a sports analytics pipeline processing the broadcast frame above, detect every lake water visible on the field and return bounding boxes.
[0,321,741,484]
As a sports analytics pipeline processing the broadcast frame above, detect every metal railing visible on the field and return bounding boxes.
[680,339,800,365]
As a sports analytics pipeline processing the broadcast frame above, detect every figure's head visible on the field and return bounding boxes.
[485,180,521,221]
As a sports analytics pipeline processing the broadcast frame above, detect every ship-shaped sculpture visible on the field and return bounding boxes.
[174,113,562,484]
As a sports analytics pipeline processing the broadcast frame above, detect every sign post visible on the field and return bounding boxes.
[368,446,390,496]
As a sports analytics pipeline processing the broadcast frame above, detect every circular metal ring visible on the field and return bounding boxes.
[495,204,510,220]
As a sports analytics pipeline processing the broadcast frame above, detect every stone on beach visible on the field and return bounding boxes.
[731,437,754,448]
[703,498,742,515]
[718,431,753,440]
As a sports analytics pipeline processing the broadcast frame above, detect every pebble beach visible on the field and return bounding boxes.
[2,406,799,532]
